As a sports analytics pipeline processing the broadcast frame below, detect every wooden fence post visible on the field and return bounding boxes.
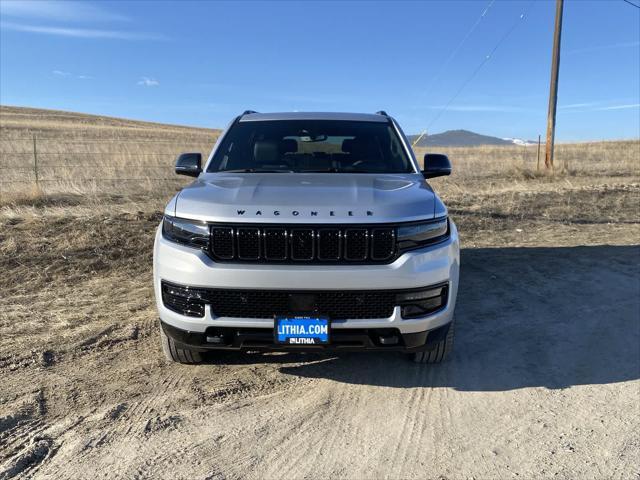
[32,134,39,187]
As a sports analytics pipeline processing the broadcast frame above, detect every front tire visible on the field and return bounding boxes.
[160,328,203,364]
[411,322,454,364]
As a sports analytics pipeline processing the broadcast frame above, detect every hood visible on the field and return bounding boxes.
[173,173,441,224]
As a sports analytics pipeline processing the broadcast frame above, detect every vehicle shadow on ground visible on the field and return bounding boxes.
[209,245,640,391]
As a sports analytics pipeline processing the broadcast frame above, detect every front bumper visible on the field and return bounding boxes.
[153,220,460,342]
[161,320,454,353]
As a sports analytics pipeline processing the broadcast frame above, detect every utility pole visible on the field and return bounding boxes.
[545,0,564,169]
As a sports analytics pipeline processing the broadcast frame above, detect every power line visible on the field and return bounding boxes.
[418,0,496,102]
[412,0,537,147]
[622,0,640,9]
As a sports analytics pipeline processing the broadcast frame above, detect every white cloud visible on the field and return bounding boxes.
[137,77,160,87]
[0,21,165,40]
[559,101,640,113]
[566,41,640,55]
[559,102,598,109]
[594,103,640,111]
[52,70,93,80]
[1,0,130,23]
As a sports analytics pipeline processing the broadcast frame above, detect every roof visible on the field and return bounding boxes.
[239,112,389,123]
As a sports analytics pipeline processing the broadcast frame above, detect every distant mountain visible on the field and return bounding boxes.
[408,129,513,147]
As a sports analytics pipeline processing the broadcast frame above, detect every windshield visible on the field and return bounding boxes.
[207,120,414,173]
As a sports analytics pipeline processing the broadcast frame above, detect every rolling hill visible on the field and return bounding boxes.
[408,129,515,147]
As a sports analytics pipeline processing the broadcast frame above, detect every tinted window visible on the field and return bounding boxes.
[207,120,413,173]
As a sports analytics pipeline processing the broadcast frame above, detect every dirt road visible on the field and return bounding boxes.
[2,238,638,479]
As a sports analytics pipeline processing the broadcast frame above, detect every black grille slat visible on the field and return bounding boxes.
[291,229,314,260]
[237,228,261,260]
[211,227,234,259]
[318,229,341,260]
[345,229,368,261]
[371,228,395,260]
[209,224,404,264]
[264,228,287,260]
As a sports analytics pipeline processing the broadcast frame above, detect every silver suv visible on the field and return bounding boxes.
[153,111,459,364]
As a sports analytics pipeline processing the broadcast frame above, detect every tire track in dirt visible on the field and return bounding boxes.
[0,389,54,480]
[263,380,353,478]
[122,370,315,479]
[115,370,185,440]
[0,436,54,480]
[35,353,318,479]
[387,367,433,478]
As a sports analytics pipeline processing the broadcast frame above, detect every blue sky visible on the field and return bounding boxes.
[0,0,638,141]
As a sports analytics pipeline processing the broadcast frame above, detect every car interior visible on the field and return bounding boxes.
[248,136,392,172]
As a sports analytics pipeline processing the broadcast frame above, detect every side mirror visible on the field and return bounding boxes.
[422,153,451,179]
[175,153,202,177]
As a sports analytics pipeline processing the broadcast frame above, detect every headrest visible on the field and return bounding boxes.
[280,138,298,154]
[349,137,383,161]
[253,140,279,164]
[342,138,354,153]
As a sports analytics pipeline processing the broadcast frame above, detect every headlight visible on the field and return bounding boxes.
[162,215,210,249]
[397,217,448,252]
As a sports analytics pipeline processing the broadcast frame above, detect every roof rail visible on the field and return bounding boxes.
[375,110,389,116]
[242,110,258,115]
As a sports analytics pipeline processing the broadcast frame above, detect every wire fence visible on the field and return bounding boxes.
[2,133,636,194]
[0,133,216,189]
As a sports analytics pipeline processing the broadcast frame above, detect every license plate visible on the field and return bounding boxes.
[274,316,330,345]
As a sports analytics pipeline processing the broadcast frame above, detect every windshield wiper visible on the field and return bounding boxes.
[300,168,379,173]
[300,168,340,173]
[219,168,294,173]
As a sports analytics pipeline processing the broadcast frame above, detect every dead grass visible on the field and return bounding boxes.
[415,140,640,177]
[0,105,220,201]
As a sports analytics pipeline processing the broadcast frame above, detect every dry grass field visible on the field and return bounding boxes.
[0,105,220,201]
[0,106,639,479]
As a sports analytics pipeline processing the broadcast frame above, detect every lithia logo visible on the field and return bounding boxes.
[237,210,374,217]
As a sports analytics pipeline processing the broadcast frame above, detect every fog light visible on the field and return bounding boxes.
[397,284,448,319]
[161,282,206,317]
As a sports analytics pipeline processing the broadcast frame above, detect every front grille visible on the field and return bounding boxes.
[161,281,449,320]
[210,224,396,264]
[208,289,396,319]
